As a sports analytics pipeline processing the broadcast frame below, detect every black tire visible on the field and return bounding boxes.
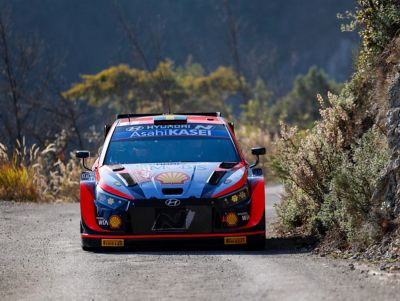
[81,243,100,252]
[248,235,266,250]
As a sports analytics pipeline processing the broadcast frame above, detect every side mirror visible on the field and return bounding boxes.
[104,124,111,140]
[249,147,266,168]
[76,150,90,159]
[251,147,266,156]
[75,150,91,171]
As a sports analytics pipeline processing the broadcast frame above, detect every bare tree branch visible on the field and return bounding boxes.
[0,12,22,145]
[223,0,243,85]
[113,0,151,71]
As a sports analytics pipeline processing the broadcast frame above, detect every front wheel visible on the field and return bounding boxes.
[247,235,266,250]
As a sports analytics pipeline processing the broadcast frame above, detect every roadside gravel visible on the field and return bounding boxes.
[0,186,399,300]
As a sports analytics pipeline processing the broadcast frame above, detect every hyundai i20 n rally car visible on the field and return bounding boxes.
[76,112,266,250]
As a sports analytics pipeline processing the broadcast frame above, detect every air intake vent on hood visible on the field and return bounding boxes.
[111,165,125,171]
[118,173,136,187]
[162,188,183,195]
[208,171,226,185]
[219,162,238,169]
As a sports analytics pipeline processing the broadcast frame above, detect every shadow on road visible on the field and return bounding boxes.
[90,236,318,256]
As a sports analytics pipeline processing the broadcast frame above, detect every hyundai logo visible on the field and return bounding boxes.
[165,199,181,207]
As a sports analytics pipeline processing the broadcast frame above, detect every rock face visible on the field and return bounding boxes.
[371,40,400,218]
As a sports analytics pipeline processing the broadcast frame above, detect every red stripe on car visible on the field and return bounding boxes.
[81,230,265,239]
[99,180,134,200]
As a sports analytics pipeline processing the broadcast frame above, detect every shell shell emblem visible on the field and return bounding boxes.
[155,172,190,184]
[109,215,122,229]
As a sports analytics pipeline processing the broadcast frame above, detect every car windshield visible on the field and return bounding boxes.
[104,123,240,164]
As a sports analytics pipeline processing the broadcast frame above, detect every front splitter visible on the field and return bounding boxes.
[81,230,265,249]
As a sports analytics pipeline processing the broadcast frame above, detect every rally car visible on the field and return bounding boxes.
[76,112,266,250]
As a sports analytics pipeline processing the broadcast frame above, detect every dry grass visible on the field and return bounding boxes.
[0,164,39,201]
[0,140,81,202]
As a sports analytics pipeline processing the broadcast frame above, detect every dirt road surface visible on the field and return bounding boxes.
[1,185,399,300]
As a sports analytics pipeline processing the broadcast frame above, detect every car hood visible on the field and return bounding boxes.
[97,162,247,200]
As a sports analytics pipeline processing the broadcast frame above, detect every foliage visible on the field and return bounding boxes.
[0,140,48,201]
[278,66,342,129]
[0,163,38,201]
[320,127,389,247]
[339,0,400,67]
[274,92,354,232]
[274,0,400,252]
[63,60,242,116]
[240,79,274,130]
[0,133,82,202]
[274,89,389,247]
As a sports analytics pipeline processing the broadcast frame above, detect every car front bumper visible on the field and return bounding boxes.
[81,213,265,248]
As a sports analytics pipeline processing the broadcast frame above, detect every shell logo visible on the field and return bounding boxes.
[155,172,190,184]
[224,212,239,226]
[109,215,122,230]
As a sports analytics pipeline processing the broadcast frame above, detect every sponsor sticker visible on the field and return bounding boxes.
[131,169,152,183]
[109,215,122,229]
[80,171,95,182]
[101,239,124,247]
[112,123,229,140]
[224,236,247,245]
[155,171,190,184]
[96,217,109,226]
[238,212,250,221]
[129,128,212,138]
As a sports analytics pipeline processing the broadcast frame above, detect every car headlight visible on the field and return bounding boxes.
[96,188,129,210]
[218,186,250,207]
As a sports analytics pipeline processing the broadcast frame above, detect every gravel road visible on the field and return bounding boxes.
[1,185,399,301]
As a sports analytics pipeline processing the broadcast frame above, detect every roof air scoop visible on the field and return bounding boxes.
[208,170,226,185]
[153,115,187,125]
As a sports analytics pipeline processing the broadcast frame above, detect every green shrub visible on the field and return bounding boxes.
[339,0,400,68]
[320,127,389,247]
[274,103,389,248]
[274,1,400,251]
[273,91,353,231]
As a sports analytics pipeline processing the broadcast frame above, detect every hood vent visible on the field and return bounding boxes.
[117,173,136,187]
[162,188,183,195]
[219,162,238,169]
[111,164,125,171]
[208,171,226,185]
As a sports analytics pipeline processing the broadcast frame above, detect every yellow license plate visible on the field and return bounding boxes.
[101,239,124,247]
[224,236,247,245]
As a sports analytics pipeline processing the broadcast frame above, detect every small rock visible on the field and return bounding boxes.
[349,263,355,270]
